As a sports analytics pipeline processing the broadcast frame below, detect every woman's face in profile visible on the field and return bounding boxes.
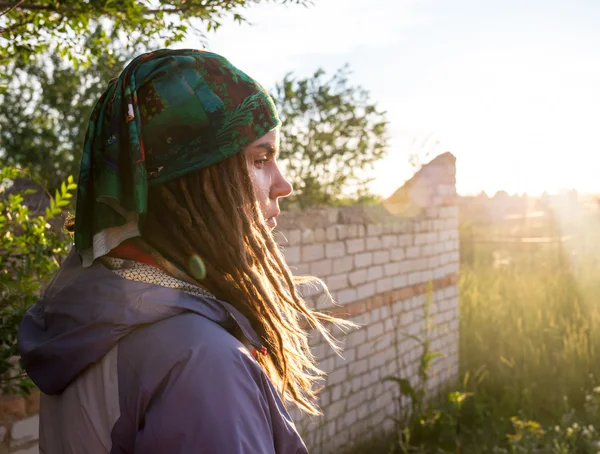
[244,128,293,230]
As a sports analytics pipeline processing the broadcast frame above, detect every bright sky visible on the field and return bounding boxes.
[179,0,600,197]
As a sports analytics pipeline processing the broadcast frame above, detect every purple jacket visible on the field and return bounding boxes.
[18,250,308,453]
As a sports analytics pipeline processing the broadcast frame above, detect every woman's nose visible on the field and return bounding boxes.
[271,164,293,199]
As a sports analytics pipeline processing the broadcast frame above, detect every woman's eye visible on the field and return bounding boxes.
[254,157,269,168]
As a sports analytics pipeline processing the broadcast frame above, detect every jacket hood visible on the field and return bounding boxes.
[18,249,263,395]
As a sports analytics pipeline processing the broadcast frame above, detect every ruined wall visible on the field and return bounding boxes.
[276,152,460,453]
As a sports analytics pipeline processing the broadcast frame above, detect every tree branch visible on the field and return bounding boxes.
[0,1,53,11]
[0,0,25,17]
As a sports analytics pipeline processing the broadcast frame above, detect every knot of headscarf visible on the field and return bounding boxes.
[74,49,281,266]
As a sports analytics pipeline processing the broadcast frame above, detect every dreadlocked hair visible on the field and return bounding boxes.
[139,151,352,415]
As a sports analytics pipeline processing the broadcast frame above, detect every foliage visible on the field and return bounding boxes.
[273,65,388,209]
[0,44,137,190]
[0,0,313,67]
[0,166,75,395]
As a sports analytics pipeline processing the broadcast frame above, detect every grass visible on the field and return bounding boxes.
[344,215,600,453]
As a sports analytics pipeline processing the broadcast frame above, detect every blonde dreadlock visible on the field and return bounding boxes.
[138,151,351,415]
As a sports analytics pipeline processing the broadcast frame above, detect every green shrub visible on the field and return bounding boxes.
[0,167,75,396]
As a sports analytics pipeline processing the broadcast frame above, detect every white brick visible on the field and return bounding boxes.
[428,255,440,268]
[310,259,332,276]
[334,225,350,240]
[325,274,349,291]
[421,244,434,256]
[347,328,367,348]
[286,229,302,245]
[376,277,392,293]
[326,226,338,242]
[416,258,428,270]
[302,244,325,261]
[399,260,415,274]
[11,415,39,444]
[356,402,369,421]
[381,235,398,248]
[0,425,6,442]
[314,228,326,242]
[332,256,354,273]
[414,221,427,233]
[391,221,404,234]
[415,233,428,245]
[283,246,301,264]
[392,275,407,289]
[349,358,368,376]
[367,321,385,339]
[425,206,439,218]
[406,246,419,258]
[320,356,335,373]
[369,350,387,369]
[400,310,417,329]
[373,250,390,265]
[384,262,400,277]
[343,408,358,426]
[452,238,460,251]
[390,247,405,261]
[331,384,342,401]
[376,332,393,352]
[367,265,383,281]
[292,262,310,275]
[336,348,356,368]
[327,367,348,386]
[421,269,433,282]
[346,224,359,238]
[366,236,382,251]
[357,282,376,299]
[367,224,383,236]
[448,261,460,274]
[320,388,331,407]
[326,241,346,258]
[351,375,363,393]
[12,446,39,454]
[444,240,454,252]
[302,228,315,243]
[445,217,458,229]
[346,238,365,254]
[398,234,413,246]
[357,340,377,358]
[349,269,368,286]
[337,288,357,305]
[354,252,373,268]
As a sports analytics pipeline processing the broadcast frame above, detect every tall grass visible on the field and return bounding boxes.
[457,246,600,450]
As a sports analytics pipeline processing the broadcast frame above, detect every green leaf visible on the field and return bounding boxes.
[382,376,416,399]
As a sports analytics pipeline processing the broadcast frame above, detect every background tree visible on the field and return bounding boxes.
[273,65,388,209]
[0,43,138,190]
[0,0,312,67]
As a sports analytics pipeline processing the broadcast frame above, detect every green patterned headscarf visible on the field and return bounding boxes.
[74,49,281,266]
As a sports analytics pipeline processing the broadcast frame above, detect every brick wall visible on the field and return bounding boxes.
[0,153,458,454]
[0,391,40,454]
[276,152,459,453]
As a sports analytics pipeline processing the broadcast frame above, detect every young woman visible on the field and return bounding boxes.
[18,49,346,453]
